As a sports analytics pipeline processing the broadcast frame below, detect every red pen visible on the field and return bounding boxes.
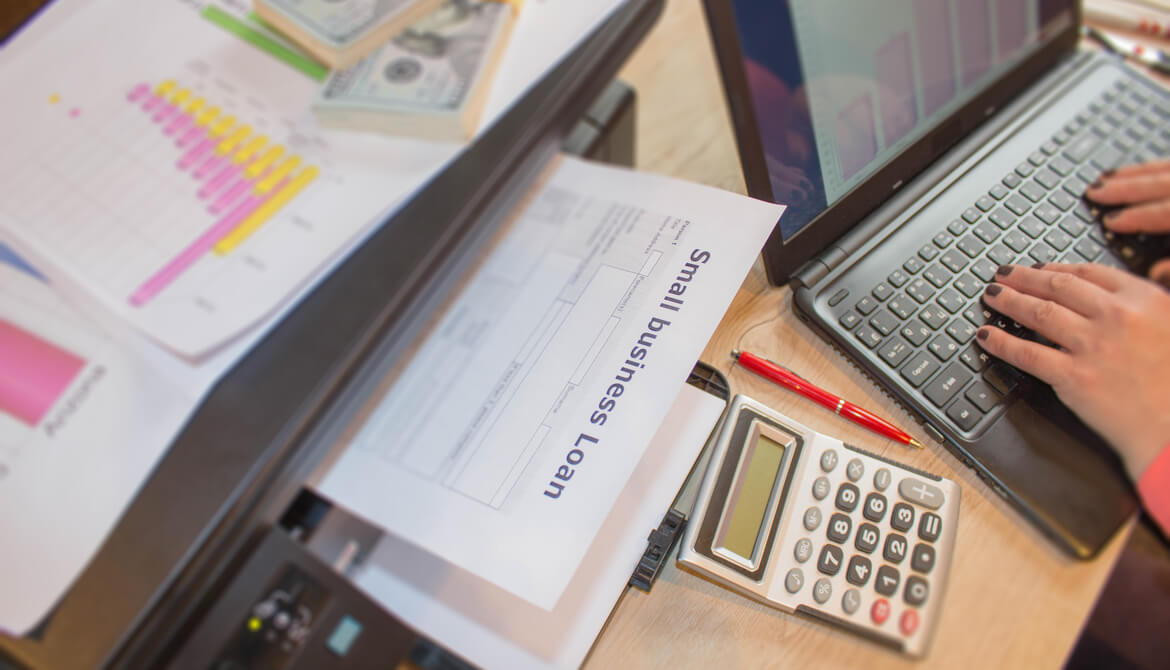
[732,349,923,449]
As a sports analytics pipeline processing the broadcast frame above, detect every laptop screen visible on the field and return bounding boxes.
[731,0,1076,242]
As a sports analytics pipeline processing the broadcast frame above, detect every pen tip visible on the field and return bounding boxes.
[908,438,924,450]
[730,349,741,360]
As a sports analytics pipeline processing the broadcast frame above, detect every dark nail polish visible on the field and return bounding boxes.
[976,328,990,341]
[1104,211,1120,225]
[1089,179,1104,189]
[996,264,1013,277]
[1156,274,1170,290]
[1101,169,1116,177]
[985,284,1003,297]
[1031,262,1046,269]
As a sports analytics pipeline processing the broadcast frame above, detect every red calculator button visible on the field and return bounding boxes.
[871,598,890,624]
[900,609,920,636]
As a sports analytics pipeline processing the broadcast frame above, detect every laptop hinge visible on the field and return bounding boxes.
[790,246,847,289]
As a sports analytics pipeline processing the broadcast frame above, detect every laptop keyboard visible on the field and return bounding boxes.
[835,77,1170,436]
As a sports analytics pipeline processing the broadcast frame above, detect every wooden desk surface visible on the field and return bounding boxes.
[589,2,1133,668]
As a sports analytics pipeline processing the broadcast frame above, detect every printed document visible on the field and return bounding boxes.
[316,155,784,608]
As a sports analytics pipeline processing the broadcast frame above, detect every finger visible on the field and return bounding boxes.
[981,283,1091,352]
[990,264,1112,318]
[1149,258,1170,288]
[1085,171,1170,206]
[975,326,1071,387]
[1108,159,1170,178]
[1100,199,1170,234]
[1035,262,1130,292]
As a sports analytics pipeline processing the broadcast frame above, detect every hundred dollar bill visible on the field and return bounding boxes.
[313,0,515,141]
[254,0,446,68]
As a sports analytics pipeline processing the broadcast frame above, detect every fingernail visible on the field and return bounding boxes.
[1101,169,1116,177]
[985,284,1003,297]
[1031,262,1046,269]
[1088,178,1104,189]
[976,328,990,341]
[1104,211,1121,227]
[996,264,1013,276]
[1156,273,1170,289]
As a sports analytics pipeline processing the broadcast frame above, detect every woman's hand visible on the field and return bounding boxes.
[975,263,1170,480]
[1086,160,1170,283]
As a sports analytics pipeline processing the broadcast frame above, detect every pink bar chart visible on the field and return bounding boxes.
[913,0,956,117]
[835,94,878,180]
[0,319,86,427]
[996,0,1028,62]
[959,2,993,88]
[875,32,917,147]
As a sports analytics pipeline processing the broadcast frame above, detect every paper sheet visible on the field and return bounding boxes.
[316,155,784,608]
[351,382,725,670]
[0,0,626,360]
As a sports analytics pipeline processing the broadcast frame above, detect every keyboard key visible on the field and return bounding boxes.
[970,258,998,282]
[1048,155,1075,176]
[870,311,900,336]
[939,250,968,273]
[1027,150,1047,166]
[855,323,884,349]
[953,273,983,298]
[1003,229,1030,253]
[1044,228,1073,251]
[906,278,936,304]
[856,523,881,554]
[935,288,964,314]
[1052,128,1072,144]
[918,244,940,261]
[923,264,950,288]
[983,362,1020,395]
[855,296,877,315]
[972,220,1000,244]
[828,288,849,306]
[989,183,1009,200]
[900,320,931,347]
[1002,172,1022,189]
[887,294,915,320]
[918,305,948,330]
[1091,144,1125,171]
[927,334,960,362]
[1020,181,1047,203]
[888,269,910,287]
[957,234,985,258]
[924,361,971,406]
[933,231,954,248]
[1019,216,1045,238]
[961,207,981,223]
[1034,168,1060,190]
[964,303,993,327]
[959,344,990,372]
[1061,176,1088,197]
[1075,238,1103,261]
[1034,202,1062,223]
[1015,161,1035,178]
[975,195,996,211]
[946,219,967,236]
[1004,193,1032,216]
[878,336,914,368]
[1040,140,1060,156]
[1029,241,1057,264]
[904,257,924,274]
[901,352,940,387]
[989,207,1016,229]
[1077,164,1102,185]
[987,243,1015,266]
[839,311,861,330]
[946,397,982,431]
[965,380,1002,412]
[1063,133,1101,162]
[872,282,893,301]
[946,318,976,343]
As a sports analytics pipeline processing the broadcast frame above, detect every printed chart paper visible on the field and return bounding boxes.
[316,156,784,608]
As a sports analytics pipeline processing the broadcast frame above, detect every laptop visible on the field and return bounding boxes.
[703,0,1170,558]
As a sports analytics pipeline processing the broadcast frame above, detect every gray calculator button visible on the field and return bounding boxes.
[813,577,833,604]
[842,588,861,615]
[905,575,930,606]
[919,512,943,542]
[817,544,844,576]
[827,513,852,544]
[820,449,839,472]
[911,543,936,574]
[812,476,830,500]
[875,565,901,596]
[863,492,887,522]
[873,468,892,491]
[891,503,915,532]
[855,523,880,554]
[803,506,823,531]
[898,477,946,509]
[884,533,908,564]
[785,568,804,594]
[794,538,813,563]
[846,458,864,482]
[846,555,872,586]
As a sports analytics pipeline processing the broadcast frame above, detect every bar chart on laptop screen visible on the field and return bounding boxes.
[790,0,1046,201]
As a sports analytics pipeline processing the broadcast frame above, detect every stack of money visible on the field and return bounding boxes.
[312,0,516,141]
[254,0,446,68]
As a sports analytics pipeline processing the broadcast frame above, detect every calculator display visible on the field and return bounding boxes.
[718,431,787,560]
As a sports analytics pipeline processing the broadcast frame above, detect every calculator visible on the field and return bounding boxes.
[676,395,960,657]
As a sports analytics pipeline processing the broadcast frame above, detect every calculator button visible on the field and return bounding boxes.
[827,513,852,543]
[785,568,804,594]
[803,507,823,531]
[813,578,833,604]
[891,503,915,532]
[873,468,891,491]
[855,523,880,554]
[794,538,813,563]
[820,449,838,472]
[863,492,887,522]
[846,458,864,482]
[835,483,860,512]
[842,589,861,615]
[871,598,891,625]
[812,476,830,500]
[898,478,945,509]
[846,555,872,587]
[919,512,942,542]
[911,543,936,574]
[875,565,900,596]
[883,533,908,564]
[818,544,844,576]
[905,576,930,606]
[900,609,920,636]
